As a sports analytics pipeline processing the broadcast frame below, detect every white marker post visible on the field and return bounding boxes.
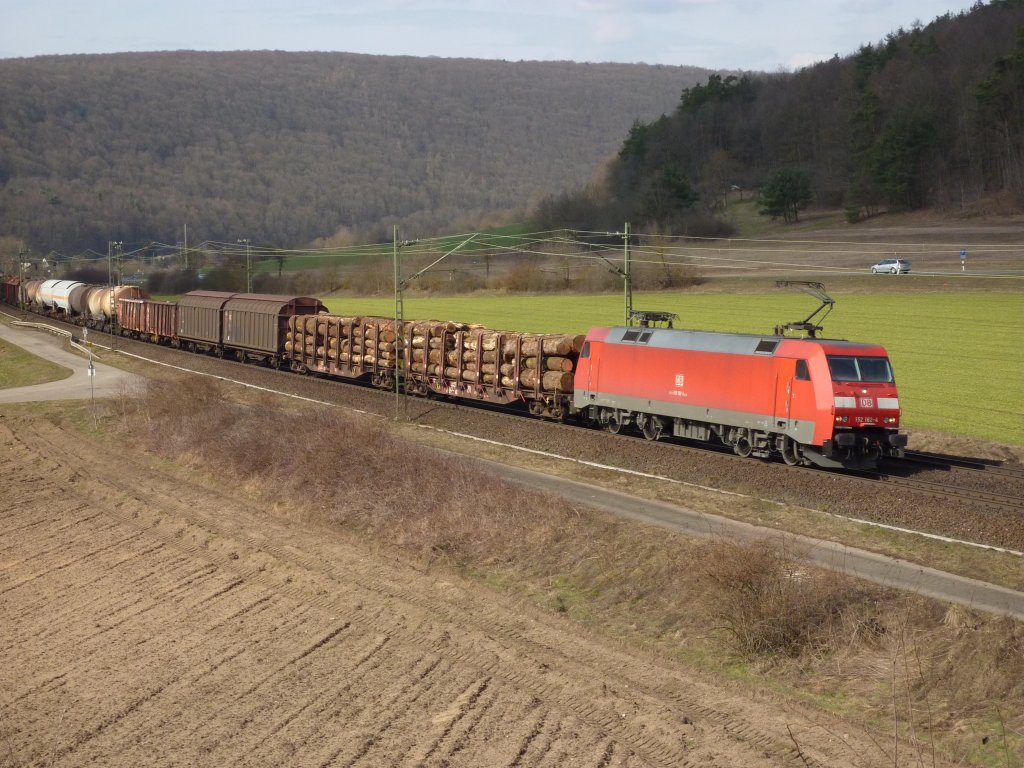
[88,350,95,407]
[960,247,967,272]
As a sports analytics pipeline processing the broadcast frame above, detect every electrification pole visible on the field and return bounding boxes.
[238,238,251,292]
[393,228,476,420]
[393,225,402,418]
[623,222,632,325]
[17,249,26,309]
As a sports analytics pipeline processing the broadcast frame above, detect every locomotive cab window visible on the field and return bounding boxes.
[580,341,590,358]
[795,359,810,381]
[827,355,894,383]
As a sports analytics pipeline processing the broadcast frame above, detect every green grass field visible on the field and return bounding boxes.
[324,291,1024,445]
[0,338,73,389]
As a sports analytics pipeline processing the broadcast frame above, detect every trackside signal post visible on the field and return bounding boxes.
[961,247,967,272]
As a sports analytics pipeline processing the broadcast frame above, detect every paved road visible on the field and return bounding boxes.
[486,458,1024,621]
[0,321,140,403]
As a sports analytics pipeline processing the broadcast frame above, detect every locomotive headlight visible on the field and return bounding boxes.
[884,417,897,424]
[835,415,848,423]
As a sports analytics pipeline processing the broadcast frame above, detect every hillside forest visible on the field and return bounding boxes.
[535,0,1024,233]
[0,53,703,253]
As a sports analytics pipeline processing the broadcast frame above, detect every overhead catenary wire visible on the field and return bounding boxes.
[7,226,1022,283]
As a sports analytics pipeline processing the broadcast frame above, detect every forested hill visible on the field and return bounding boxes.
[535,0,1024,233]
[0,51,707,252]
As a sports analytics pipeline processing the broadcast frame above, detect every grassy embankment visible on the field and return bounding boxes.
[324,290,1024,445]
[0,338,72,389]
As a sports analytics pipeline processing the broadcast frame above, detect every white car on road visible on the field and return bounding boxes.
[871,258,911,274]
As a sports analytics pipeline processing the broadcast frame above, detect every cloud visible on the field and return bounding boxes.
[575,0,713,13]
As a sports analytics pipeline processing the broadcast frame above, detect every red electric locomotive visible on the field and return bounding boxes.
[573,325,906,469]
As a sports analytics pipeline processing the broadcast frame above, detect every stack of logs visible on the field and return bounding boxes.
[285,314,584,393]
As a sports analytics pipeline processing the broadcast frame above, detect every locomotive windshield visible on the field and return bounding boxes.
[827,355,894,383]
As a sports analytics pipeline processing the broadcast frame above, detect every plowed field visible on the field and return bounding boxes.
[0,412,909,767]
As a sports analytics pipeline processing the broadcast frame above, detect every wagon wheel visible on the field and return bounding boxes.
[734,435,754,458]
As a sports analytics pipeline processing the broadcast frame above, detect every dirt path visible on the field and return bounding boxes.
[0,410,909,768]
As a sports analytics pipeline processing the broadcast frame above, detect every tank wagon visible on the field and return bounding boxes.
[38,279,87,314]
[575,326,906,468]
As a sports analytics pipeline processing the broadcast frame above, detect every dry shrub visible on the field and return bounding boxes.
[928,606,1024,710]
[121,377,589,565]
[699,537,872,659]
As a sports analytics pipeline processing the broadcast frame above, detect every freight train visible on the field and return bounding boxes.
[3,276,907,469]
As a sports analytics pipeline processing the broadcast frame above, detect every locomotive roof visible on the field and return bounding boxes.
[601,326,883,355]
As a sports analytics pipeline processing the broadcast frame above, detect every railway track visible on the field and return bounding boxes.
[899,449,1024,480]
[847,467,1024,513]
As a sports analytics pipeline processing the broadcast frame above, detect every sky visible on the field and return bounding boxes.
[0,0,983,72]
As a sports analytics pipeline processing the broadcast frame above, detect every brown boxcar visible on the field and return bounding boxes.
[222,294,324,356]
[177,291,236,349]
[119,297,179,342]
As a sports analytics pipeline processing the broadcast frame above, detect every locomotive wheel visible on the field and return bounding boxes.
[781,436,802,465]
[641,416,662,441]
[734,436,753,458]
[605,412,623,434]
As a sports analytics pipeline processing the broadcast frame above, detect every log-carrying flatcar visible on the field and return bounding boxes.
[574,326,907,468]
